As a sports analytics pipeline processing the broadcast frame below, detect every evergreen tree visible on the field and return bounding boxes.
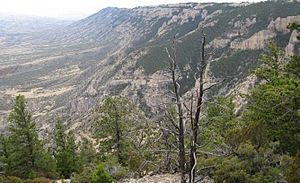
[198,95,294,183]
[7,95,56,179]
[246,42,300,154]
[214,141,288,183]
[0,135,12,176]
[202,96,241,151]
[54,120,78,179]
[95,96,133,166]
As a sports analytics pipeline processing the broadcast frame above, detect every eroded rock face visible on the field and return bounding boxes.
[207,38,231,49]
[268,15,300,33]
[230,15,300,50]
[286,30,299,56]
[231,29,276,49]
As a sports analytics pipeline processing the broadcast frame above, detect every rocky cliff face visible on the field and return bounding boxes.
[286,30,299,56]
[0,1,299,136]
[231,15,300,50]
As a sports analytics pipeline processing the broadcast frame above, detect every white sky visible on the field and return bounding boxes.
[0,0,265,19]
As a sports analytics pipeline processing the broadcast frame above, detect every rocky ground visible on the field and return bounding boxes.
[121,174,213,183]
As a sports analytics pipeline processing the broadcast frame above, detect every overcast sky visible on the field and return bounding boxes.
[0,0,266,19]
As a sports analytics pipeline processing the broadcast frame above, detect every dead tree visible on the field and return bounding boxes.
[189,30,207,183]
[166,37,187,183]
[164,32,213,183]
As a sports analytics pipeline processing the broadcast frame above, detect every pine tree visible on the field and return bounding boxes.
[6,95,56,179]
[245,42,300,154]
[95,96,133,166]
[8,95,39,178]
[203,96,241,151]
[0,135,12,176]
[54,120,78,178]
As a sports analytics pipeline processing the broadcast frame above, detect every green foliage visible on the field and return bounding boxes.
[206,96,236,135]
[95,97,133,166]
[24,177,52,183]
[100,158,129,180]
[0,176,23,183]
[286,151,300,183]
[214,141,287,183]
[4,95,56,179]
[254,41,285,81]
[0,135,13,176]
[297,109,300,117]
[202,96,242,151]
[7,95,40,178]
[136,46,168,75]
[247,42,300,154]
[71,165,95,183]
[95,96,158,177]
[35,148,57,179]
[90,164,115,183]
[215,156,248,183]
[203,41,300,182]
[197,156,220,177]
[54,120,79,179]
[0,176,52,183]
[211,50,261,79]
[199,40,300,181]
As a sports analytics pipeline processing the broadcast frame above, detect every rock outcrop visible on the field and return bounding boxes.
[231,29,276,49]
[286,30,299,56]
[231,15,300,50]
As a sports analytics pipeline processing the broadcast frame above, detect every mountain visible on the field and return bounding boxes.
[0,1,300,136]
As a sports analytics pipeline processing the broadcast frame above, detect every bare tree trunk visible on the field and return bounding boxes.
[166,38,186,183]
[189,31,206,183]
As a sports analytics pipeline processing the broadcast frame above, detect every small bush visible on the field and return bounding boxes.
[0,176,24,183]
[103,157,129,180]
[286,151,300,183]
[91,164,115,183]
[24,177,52,183]
[71,164,115,183]
[213,141,287,183]
[71,165,95,183]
